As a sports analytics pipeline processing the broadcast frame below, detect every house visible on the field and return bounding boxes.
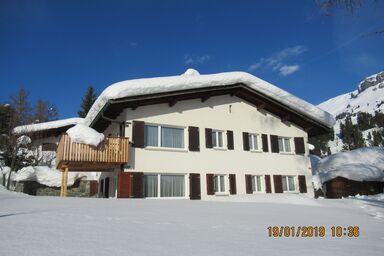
[312,147,384,198]
[15,69,336,199]
[12,118,99,197]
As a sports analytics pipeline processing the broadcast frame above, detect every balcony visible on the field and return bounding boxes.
[56,134,129,171]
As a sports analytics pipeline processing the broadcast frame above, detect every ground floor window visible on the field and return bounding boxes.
[252,175,263,192]
[282,176,295,192]
[214,174,226,193]
[144,174,185,198]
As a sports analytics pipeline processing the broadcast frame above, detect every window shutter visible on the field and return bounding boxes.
[189,173,201,200]
[298,175,307,193]
[104,177,110,198]
[132,121,145,148]
[242,132,249,151]
[117,172,132,198]
[245,175,252,194]
[265,175,272,193]
[273,175,283,193]
[205,128,213,148]
[206,174,214,195]
[229,174,236,194]
[262,134,269,152]
[270,135,279,153]
[294,137,305,155]
[227,130,234,150]
[132,172,144,198]
[89,181,98,197]
[188,126,200,151]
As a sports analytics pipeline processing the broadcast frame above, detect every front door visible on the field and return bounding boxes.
[189,173,201,200]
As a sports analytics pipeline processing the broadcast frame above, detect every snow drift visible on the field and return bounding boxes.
[66,124,105,146]
[312,147,384,189]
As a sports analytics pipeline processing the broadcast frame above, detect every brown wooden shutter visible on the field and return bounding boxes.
[89,181,98,197]
[229,174,236,194]
[100,179,104,193]
[245,175,253,194]
[205,128,213,148]
[265,175,272,193]
[104,177,110,198]
[189,173,201,200]
[270,135,279,153]
[242,132,249,151]
[132,172,144,198]
[132,121,145,148]
[262,134,269,152]
[117,172,132,198]
[206,174,214,195]
[298,175,307,193]
[188,126,200,151]
[294,137,305,154]
[227,130,234,150]
[273,175,283,193]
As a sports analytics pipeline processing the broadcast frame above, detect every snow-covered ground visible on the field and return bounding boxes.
[0,188,383,256]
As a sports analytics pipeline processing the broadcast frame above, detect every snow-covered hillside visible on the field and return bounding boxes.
[318,71,384,153]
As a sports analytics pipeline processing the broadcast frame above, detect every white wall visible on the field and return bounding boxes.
[104,95,314,198]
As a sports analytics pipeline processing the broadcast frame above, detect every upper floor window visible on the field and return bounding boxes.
[144,124,184,149]
[278,137,291,153]
[248,134,260,151]
[282,176,295,192]
[212,130,224,148]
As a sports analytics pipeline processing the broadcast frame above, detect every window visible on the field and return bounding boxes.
[144,124,184,149]
[251,175,263,192]
[214,175,226,193]
[248,134,260,151]
[282,176,295,192]
[278,137,291,153]
[144,174,185,198]
[212,130,224,148]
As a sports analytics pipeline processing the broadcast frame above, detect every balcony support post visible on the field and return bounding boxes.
[60,167,69,197]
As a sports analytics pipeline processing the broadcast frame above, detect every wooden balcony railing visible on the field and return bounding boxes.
[56,134,129,170]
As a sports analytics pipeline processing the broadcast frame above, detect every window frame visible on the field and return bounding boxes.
[212,130,225,149]
[144,123,187,151]
[282,175,296,192]
[213,174,228,195]
[248,133,261,152]
[143,173,187,199]
[251,175,264,193]
[278,136,292,153]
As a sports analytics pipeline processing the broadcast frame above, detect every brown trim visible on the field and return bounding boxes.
[270,135,279,153]
[262,134,268,152]
[132,121,145,148]
[205,128,213,148]
[188,126,200,151]
[242,132,249,151]
[265,175,272,193]
[132,172,144,198]
[229,174,236,194]
[227,130,234,150]
[206,174,214,195]
[298,175,307,193]
[189,173,201,200]
[273,175,283,193]
[294,137,305,154]
[245,175,252,194]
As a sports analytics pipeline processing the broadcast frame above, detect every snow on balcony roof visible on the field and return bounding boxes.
[312,147,384,189]
[13,118,84,135]
[84,69,335,128]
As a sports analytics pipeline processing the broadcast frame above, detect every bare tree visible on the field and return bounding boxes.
[34,99,59,123]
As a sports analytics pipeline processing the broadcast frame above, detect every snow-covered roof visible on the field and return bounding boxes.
[67,124,105,146]
[84,69,335,129]
[312,147,384,189]
[13,118,84,135]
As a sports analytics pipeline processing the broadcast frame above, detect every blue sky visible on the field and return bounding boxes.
[0,0,383,119]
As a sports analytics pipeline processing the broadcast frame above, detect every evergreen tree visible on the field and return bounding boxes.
[308,129,334,156]
[34,99,59,123]
[357,112,374,131]
[372,130,384,146]
[340,115,365,151]
[78,86,97,118]
[373,111,384,128]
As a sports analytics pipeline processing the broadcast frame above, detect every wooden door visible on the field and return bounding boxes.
[189,173,201,200]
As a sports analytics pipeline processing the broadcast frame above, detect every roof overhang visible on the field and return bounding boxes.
[91,83,332,137]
